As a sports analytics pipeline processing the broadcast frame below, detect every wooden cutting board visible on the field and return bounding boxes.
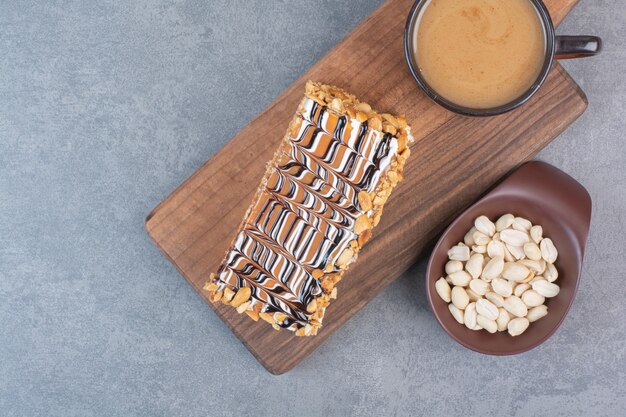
[146,0,587,374]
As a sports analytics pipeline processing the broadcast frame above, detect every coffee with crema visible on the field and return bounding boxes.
[414,0,546,109]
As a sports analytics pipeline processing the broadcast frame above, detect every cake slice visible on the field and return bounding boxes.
[203,81,413,336]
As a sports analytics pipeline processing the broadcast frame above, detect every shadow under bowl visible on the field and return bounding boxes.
[426,161,591,355]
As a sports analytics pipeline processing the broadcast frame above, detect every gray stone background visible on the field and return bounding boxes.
[1,1,624,416]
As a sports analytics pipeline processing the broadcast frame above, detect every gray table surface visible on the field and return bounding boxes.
[1,1,624,416]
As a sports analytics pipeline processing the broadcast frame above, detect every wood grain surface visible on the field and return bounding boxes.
[146,0,586,374]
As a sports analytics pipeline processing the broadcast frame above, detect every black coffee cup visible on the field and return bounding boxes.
[404,0,602,117]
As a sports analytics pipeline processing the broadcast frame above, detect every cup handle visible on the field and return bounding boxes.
[555,35,602,59]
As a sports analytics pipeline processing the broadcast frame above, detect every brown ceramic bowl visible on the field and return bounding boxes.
[426,161,591,354]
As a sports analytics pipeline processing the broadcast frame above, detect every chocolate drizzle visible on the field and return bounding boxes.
[214,97,399,331]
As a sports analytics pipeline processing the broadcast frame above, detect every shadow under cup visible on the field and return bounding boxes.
[403,0,602,117]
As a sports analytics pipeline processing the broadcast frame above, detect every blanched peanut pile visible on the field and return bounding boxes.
[436,214,560,336]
